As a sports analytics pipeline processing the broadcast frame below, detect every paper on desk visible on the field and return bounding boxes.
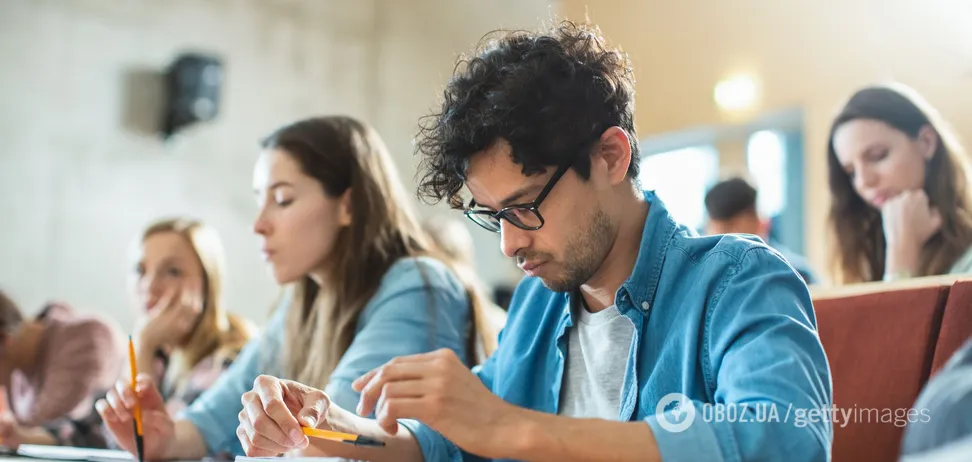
[15,445,133,462]
[235,458,352,462]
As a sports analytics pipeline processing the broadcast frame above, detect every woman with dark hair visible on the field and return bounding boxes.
[97,116,491,459]
[828,83,972,283]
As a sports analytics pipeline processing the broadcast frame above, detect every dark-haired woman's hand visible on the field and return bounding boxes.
[882,190,942,278]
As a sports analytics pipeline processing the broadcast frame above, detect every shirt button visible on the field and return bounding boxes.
[642,301,650,311]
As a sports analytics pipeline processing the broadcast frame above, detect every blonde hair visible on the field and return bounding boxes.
[141,218,255,396]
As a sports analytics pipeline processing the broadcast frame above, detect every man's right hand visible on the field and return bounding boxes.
[237,375,332,457]
[96,375,174,460]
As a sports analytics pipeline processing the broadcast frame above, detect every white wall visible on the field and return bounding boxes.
[0,0,554,330]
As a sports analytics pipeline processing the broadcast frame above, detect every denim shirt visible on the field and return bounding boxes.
[180,256,471,456]
[400,191,833,462]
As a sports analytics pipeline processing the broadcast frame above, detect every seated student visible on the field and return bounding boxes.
[4,219,254,450]
[128,218,256,415]
[237,21,833,461]
[47,217,258,451]
[704,176,819,284]
[422,216,507,360]
[0,293,123,449]
[97,116,485,459]
[828,83,972,283]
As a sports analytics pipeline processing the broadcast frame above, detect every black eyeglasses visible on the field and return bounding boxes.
[464,160,573,233]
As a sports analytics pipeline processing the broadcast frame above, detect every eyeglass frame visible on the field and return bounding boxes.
[463,159,574,233]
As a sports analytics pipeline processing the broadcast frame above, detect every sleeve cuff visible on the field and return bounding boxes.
[398,419,462,462]
[643,400,730,462]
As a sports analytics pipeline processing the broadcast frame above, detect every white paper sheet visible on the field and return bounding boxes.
[15,445,133,462]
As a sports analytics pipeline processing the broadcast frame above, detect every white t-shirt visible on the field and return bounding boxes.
[557,299,636,419]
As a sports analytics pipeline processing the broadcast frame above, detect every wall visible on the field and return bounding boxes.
[564,0,972,280]
[0,0,553,329]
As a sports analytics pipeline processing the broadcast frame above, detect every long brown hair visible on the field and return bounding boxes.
[827,84,972,283]
[422,216,504,361]
[262,116,495,389]
[140,218,255,395]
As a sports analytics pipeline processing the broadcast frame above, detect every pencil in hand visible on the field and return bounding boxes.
[128,336,145,462]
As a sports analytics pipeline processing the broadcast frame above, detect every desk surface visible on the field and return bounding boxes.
[0,456,347,462]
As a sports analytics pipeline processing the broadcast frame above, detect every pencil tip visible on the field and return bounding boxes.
[354,435,386,447]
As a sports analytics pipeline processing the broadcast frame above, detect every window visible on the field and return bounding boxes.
[638,146,719,231]
[746,130,787,218]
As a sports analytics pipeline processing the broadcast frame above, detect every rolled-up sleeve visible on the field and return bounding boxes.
[396,345,499,462]
[646,248,833,462]
[180,306,286,456]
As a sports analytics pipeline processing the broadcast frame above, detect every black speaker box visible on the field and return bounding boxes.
[162,53,223,138]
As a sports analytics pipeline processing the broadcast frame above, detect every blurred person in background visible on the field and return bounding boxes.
[0,292,123,449]
[828,83,972,283]
[704,176,819,284]
[127,218,256,415]
[900,338,972,460]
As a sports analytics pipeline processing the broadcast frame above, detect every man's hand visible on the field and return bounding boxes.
[237,375,332,457]
[353,348,524,459]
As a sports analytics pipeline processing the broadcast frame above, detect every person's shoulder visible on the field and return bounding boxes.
[666,232,808,290]
[949,245,972,275]
[220,312,257,352]
[380,256,464,294]
[360,256,469,325]
[57,311,123,347]
[670,231,779,267]
[46,311,124,370]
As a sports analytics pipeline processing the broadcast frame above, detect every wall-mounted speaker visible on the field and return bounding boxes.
[162,53,223,138]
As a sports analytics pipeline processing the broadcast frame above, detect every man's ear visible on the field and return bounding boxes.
[591,126,633,185]
[338,189,353,227]
[916,125,939,161]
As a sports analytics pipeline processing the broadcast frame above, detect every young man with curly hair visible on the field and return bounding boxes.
[237,21,833,462]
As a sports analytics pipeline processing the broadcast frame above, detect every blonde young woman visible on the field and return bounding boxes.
[0,219,255,449]
[129,218,256,414]
[97,116,489,459]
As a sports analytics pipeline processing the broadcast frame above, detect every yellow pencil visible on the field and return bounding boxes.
[302,427,385,447]
[128,336,145,462]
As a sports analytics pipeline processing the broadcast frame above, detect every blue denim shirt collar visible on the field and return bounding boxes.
[561,190,677,324]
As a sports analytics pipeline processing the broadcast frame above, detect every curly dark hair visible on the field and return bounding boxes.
[416,20,639,209]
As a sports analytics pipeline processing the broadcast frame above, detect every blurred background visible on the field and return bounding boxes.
[1,0,970,329]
